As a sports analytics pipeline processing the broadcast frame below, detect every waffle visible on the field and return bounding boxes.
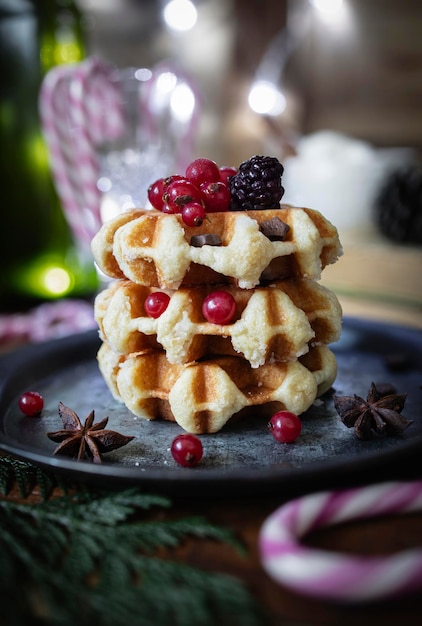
[97,343,337,434]
[95,279,342,368]
[91,206,342,289]
[91,209,141,279]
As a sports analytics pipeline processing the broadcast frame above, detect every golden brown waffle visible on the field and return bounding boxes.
[91,209,141,279]
[97,343,337,434]
[91,206,342,289]
[95,279,342,367]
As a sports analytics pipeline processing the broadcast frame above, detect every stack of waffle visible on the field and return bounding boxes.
[91,204,343,434]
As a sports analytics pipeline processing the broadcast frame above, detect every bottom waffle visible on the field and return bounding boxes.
[97,343,337,434]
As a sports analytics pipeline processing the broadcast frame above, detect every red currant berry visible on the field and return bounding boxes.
[161,203,177,214]
[18,391,44,417]
[144,291,170,318]
[147,175,184,211]
[182,202,206,227]
[202,291,236,324]
[268,411,302,443]
[147,178,165,211]
[200,181,230,213]
[185,158,220,188]
[171,433,203,467]
[163,179,201,213]
[219,166,237,185]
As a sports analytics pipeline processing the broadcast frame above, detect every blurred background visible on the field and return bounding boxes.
[77,0,422,161]
[1,0,421,341]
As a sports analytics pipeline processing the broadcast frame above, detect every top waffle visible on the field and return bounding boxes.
[91,206,342,289]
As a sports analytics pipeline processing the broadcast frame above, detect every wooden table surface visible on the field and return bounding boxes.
[3,460,422,626]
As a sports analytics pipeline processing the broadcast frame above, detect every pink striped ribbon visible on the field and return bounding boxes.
[259,480,422,602]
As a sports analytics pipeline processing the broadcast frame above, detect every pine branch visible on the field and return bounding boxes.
[0,486,265,626]
[0,455,69,499]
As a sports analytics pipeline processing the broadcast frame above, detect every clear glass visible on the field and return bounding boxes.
[96,64,198,223]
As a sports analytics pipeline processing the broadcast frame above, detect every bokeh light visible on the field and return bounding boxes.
[163,0,197,32]
[248,80,286,116]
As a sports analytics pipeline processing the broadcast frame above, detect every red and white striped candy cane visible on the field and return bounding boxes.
[40,64,84,242]
[39,57,124,247]
[259,480,422,602]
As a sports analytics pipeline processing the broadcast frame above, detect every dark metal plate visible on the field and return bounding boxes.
[0,317,421,497]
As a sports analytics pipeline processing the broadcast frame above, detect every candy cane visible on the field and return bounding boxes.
[259,480,422,602]
[40,64,85,241]
[39,57,124,247]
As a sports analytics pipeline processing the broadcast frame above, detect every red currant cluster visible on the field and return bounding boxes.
[147,158,237,226]
[144,289,237,325]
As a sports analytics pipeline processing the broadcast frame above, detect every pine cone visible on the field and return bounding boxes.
[229,155,284,211]
[374,165,422,245]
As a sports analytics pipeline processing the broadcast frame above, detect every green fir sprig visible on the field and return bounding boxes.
[0,455,74,499]
[0,457,264,626]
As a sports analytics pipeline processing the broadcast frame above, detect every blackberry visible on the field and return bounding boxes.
[229,155,285,211]
[374,164,422,245]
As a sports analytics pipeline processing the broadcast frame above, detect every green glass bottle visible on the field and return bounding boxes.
[0,0,98,311]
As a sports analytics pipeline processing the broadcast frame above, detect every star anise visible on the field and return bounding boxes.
[47,402,135,463]
[333,382,412,440]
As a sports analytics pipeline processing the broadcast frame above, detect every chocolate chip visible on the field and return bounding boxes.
[190,233,222,247]
[260,217,290,241]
